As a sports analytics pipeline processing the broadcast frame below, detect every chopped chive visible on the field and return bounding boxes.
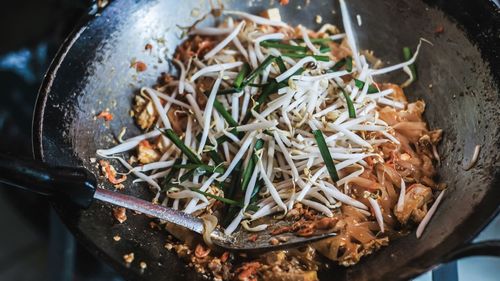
[234,63,251,89]
[161,158,183,191]
[281,53,330,62]
[241,139,264,191]
[345,56,353,72]
[179,168,196,182]
[295,38,332,44]
[217,88,240,95]
[207,149,224,165]
[275,56,287,73]
[243,55,276,86]
[403,47,417,81]
[173,164,225,174]
[331,58,347,71]
[260,41,308,52]
[313,130,339,182]
[162,129,202,164]
[354,79,379,94]
[195,132,223,165]
[342,89,356,118]
[319,46,331,53]
[248,83,269,88]
[192,188,259,212]
[213,99,239,127]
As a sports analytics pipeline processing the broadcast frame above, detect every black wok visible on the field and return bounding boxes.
[32,0,500,280]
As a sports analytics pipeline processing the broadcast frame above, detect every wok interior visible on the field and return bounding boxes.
[36,0,499,280]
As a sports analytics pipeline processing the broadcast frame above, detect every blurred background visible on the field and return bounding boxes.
[0,0,497,281]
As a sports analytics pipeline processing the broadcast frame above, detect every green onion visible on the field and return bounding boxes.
[345,56,353,72]
[216,88,240,96]
[281,53,330,62]
[234,63,251,89]
[295,38,332,44]
[162,129,202,164]
[161,158,183,191]
[319,46,331,53]
[194,133,223,165]
[331,57,347,71]
[213,99,239,127]
[275,56,287,73]
[192,188,259,212]
[179,168,196,182]
[241,139,264,191]
[243,55,276,86]
[354,79,379,94]
[342,89,356,118]
[260,41,308,52]
[173,164,225,175]
[403,47,417,81]
[313,130,339,182]
[248,83,269,88]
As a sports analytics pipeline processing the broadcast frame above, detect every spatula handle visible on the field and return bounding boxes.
[0,154,96,208]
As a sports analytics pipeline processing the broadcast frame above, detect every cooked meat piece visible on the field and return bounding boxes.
[137,140,160,164]
[133,95,157,129]
[394,184,433,224]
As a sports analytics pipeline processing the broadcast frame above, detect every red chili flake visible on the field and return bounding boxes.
[194,244,211,258]
[280,0,290,5]
[247,234,258,242]
[145,43,153,51]
[220,251,230,263]
[96,110,113,121]
[113,207,127,223]
[132,60,147,72]
[434,25,444,35]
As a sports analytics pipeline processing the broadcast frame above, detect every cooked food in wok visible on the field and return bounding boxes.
[96,1,445,280]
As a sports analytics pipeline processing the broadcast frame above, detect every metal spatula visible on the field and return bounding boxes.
[0,154,334,252]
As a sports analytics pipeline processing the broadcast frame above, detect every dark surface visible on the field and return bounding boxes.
[33,0,500,281]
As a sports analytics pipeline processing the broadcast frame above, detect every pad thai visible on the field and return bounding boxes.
[97,1,445,280]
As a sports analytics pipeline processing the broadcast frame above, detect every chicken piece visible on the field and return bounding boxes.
[133,95,157,129]
[137,140,160,164]
[394,184,433,224]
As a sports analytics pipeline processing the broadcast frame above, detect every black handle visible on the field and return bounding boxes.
[443,240,500,262]
[0,154,97,208]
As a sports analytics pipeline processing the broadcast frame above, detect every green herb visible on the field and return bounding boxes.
[331,58,347,71]
[234,63,251,89]
[179,168,196,182]
[342,89,356,118]
[275,56,287,73]
[319,46,331,53]
[192,189,259,212]
[161,158,183,191]
[403,47,417,81]
[354,79,379,94]
[241,139,264,191]
[281,53,330,62]
[213,99,239,127]
[217,88,240,96]
[345,56,353,72]
[173,164,225,175]
[195,132,223,165]
[248,83,270,88]
[313,130,339,182]
[243,55,276,86]
[162,129,202,164]
[294,38,332,44]
[260,41,308,52]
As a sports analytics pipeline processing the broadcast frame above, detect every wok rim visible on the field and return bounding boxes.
[32,1,500,280]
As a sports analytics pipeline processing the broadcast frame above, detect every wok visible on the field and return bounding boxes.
[32,0,500,280]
